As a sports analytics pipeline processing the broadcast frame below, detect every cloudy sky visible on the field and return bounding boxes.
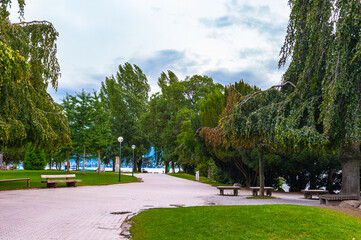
[10,0,291,103]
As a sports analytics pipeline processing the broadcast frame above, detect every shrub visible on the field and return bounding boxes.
[23,144,47,170]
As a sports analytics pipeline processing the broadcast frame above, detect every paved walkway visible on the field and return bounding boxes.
[0,174,321,240]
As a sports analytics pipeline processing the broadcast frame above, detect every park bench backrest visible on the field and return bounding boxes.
[41,174,76,179]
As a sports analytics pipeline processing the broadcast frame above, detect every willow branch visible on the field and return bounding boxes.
[237,81,297,106]
[13,20,57,32]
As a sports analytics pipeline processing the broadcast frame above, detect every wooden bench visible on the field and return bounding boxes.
[0,178,30,187]
[301,189,328,199]
[217,186,240,196]
[41,174,82,188]
[319,194,360,206]
[249,187,274,196]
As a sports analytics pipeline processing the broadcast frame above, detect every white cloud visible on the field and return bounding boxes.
[9,0,291,102]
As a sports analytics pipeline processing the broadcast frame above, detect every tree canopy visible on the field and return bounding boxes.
[100,62,151,171]
[214,0,361,195]
[0,0,70,152]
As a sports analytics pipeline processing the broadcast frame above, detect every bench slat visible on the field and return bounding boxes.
[217,186,240,190]
[249,187,274,190]
[319,194,360,206]
[0,178,30,182]
[320,194,359,200]
[42,180,82,183]
[41,174,76,179]
[217,186,240,196]
[0,178,30,187]
[301,190,328,193]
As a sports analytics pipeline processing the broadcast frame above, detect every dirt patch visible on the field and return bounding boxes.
[110,211,131,215]
[320,206,361,219]
[169,204,185,207]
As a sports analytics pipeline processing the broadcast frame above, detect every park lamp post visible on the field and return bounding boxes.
[131,144,136,177]
[118,137,123,182]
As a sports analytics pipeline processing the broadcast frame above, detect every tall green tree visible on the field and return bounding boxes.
[145,72,223,173]
[175,87,226,176]
[198,88,225,128]
[62,90,93,174]
[90,91,113,173]
[140,93,167,166]
[100,62,150,171]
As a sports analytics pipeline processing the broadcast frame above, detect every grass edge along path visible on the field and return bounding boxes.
[130,205,361,240]
[168,173,225,187]
[0,170,138,190]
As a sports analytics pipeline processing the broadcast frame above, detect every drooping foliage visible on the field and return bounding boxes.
[275,0,361,152]
[0,0,70,152]
[217,0,360,194]
[221,0,360,154]
[199,81,262,186]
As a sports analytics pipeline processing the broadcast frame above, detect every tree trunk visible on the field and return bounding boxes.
[133,158,137,173]
[207,165,211,179]
[172,161,175,173]
[82,144,85,174]
[339,143,360,197]
[97,149,101,174]
[309,174,317,189]
[49,157,52,170]
[327,167,336,193]
[165,161,169,174]
[66,149,70,172]
[137,159,142,172]
[234,159,257,187]
[258,148,265,196]
[76,156,79,171]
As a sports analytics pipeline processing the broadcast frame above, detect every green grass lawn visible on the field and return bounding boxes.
[168,173,226,186]
[0,170,138,190]
[130,205,361,240]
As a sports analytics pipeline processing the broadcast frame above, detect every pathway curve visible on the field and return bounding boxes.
[0,173,321,240]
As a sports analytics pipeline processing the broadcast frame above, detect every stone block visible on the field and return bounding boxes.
[339,200,361,209]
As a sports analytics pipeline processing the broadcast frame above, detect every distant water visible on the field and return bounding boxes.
[16,165,179,174]
[119,167,180,174]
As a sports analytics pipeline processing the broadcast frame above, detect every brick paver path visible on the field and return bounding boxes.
[0,174,217,240]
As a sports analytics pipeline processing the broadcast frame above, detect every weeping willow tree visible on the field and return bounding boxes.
[200,82,261,187]
[223,0,360,196]
[0,0,70,151]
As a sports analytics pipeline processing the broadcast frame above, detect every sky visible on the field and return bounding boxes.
[9,0,291,103]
